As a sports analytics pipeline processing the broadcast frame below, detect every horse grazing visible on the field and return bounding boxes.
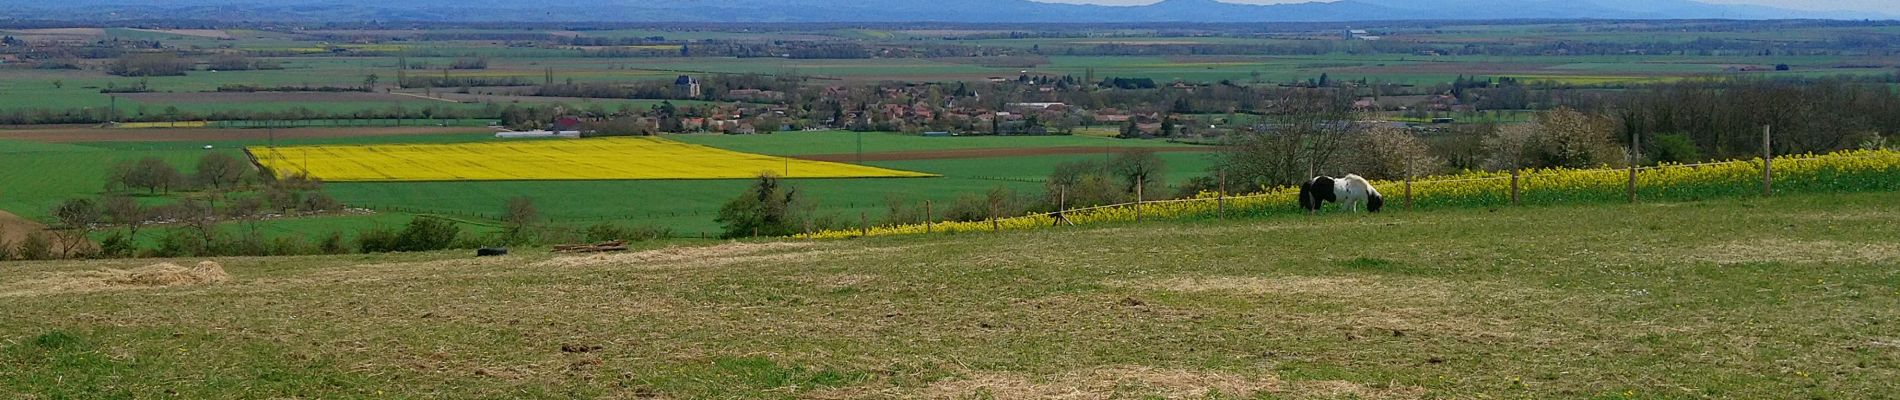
[1299,174,1384,213]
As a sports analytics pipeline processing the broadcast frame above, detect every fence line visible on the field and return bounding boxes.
[809,151,1896,238]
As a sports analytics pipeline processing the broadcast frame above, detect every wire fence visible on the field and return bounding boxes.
[796,150,1900,239]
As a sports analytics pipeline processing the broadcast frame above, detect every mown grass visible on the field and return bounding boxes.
[2,191,1896,398]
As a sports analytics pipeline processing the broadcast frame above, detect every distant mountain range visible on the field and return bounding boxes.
[0,0,1888,23]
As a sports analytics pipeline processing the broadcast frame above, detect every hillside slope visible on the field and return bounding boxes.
[2,191,1897,397]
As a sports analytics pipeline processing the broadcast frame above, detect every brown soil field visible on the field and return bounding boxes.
[0,126,489,143]
[117,91,419,104]
[0,210,47,246]
[123,28,233,39]
[793,146,1218,162]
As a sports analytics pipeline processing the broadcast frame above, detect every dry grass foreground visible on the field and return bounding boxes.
[1,191,1898,398]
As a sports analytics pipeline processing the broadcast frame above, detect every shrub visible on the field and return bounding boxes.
[97,231,137,258]
[268,236,310,256]
[361,217,462,253]
[356,227,402,253]
[16,231,54,260]
[583,223,673,243]
[148,229,210,258]
[317,232,349,255]
[1648,133,1702,164]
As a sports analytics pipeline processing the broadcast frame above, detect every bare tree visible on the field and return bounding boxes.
[1108,148,1168,198]
[102,195,149,241]
[1216,89,1357,189]
[50,198,102,257]
[503,196,541,228]
[195,152,250,191]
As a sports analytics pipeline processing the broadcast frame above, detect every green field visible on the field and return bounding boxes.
[3,191,1895,397]
[0,131,1207,238]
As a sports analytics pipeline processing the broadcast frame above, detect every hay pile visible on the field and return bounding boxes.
[0,261,232,297]
[106,261,232,287]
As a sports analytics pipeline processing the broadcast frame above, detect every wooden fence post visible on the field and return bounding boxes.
[1628,132,1639,204]
[1217,169,1226,220]
[1510,167,1521,207]
[924,200,933,234]
[1134,176,1144,222]
[1055,185,1070,227]
[1404,158,1413,211]
[1763,125,1773,197]
[989,201,999,233]
[859,212,868,237]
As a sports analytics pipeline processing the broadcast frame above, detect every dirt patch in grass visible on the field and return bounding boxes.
[1286,380,1429,399]
[1110,275,1537,342]
[1694,239,1900,265]
[0,126,485,143]
[117,91,416,104]
[534,241,818,269]
[794,146,1216,162]
[1115,275,1456,303]
[914,366,1282,399]
[0,210,48,246]
[0,261,230,297]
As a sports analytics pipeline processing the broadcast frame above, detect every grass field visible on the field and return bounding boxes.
[1,130,1196,238]
[249,136,934,182]
[3,191,1895,398]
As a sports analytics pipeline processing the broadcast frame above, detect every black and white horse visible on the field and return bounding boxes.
[1299,174,1384,213]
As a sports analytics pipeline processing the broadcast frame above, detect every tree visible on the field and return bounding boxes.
[194,152,249,190]
[1045,160,1122,208]
[363,73,380,90]
[208,53,257,71]
[1215,89,1357,188]
[714,175,803,238]
[1490,108,1625,170]
[1109,148,1168,198]
[1351,125,1445,180]
[102,195,149,241]
[119,157,185,194]
[50,198,102,257]
[108,53,192,77]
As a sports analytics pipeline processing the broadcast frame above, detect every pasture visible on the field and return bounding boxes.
[2,191,1895,398]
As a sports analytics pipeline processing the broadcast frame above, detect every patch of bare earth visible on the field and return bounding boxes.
[0,210,47,246]
[1110,275,1534,343]
[1116,275,1456,303]
[533,241,819,269]
[1695,239,1900,264]
[0,210,94,257]
[0,261,230,297]
[905,366,1282,399]
[816,365,1423,399]
[123,28,233,39]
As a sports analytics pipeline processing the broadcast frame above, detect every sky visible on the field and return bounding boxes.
[1035,0,1898,13]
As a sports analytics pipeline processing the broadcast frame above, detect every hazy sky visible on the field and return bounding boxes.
[1035,0,1897,13]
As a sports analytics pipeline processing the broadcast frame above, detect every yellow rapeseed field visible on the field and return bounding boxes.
[247,137,933,182]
